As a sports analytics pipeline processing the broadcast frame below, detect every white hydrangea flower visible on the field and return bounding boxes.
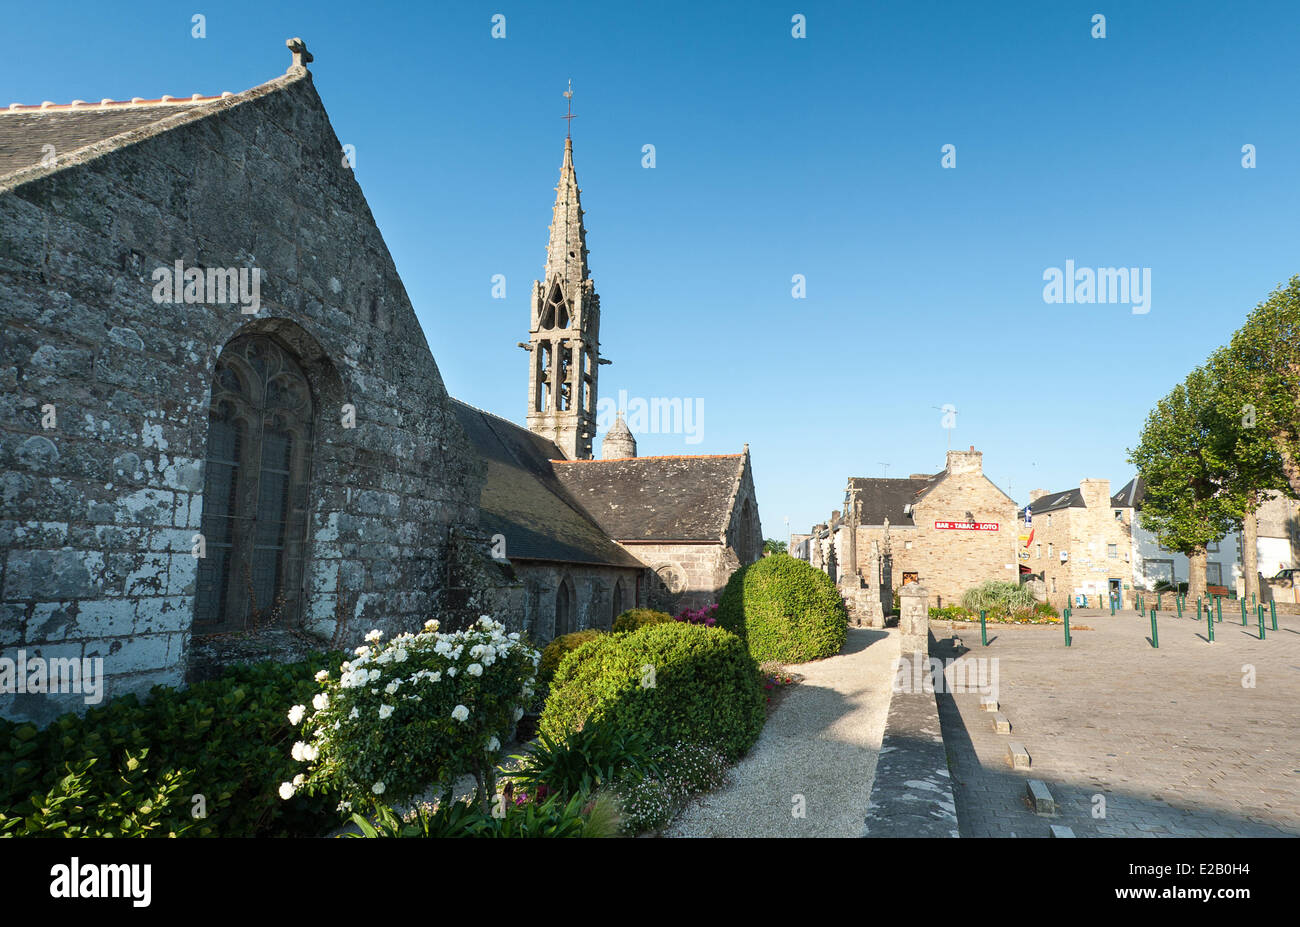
[424,619,440,631]
[301,743,319,762]
[312,693,329,712]
[394,648,408,663]
[292,773,305,787]
[372,781,386,796]
[314,669,330,683]
[365,629,383,643]
[385,681,400,695]
[376,651,392,665]
[467,663,483,677]
[378,704,394,720]
[291,741,308,762]
[349,707,359,719]
[447,666,457,677]
[279,781,296,800]
[451,704,470,722]
[288,705,306,726]
[354,645,370,657]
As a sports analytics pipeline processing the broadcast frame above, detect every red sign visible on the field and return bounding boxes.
[934,521,999,531]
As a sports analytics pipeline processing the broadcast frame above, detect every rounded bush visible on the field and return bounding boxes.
[539,623,765,762]
[538,630,604,685]
[715,554,847,664]
[612,608,673,634]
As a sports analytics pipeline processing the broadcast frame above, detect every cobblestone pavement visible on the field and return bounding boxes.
[933,608,1300,838]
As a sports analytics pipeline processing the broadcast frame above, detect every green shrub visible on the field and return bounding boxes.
[715,554,848,663]
[959,580,1037,617]
[929,604,973,622]
[350,790,620,838]
[539,623,764,762]
[611,608,673,634]
[538,630,605,686]
[509,725,661,799]
[0,654,345,838]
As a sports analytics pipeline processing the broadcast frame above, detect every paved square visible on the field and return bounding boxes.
[932,608,1300,838]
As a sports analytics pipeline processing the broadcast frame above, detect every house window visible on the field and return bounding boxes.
[1114,510,1123,521]
[1145,560,1174,585]
[1036,543,1042,560]
[1048,542,1053,558]
[1107,544,1118,559]
[1051,576,1057,593]
[1047,514,1052,527]
[194,334,315,632]
[904,540,912,550]
[612,578,626,621]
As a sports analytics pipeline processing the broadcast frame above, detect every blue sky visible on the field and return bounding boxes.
[6,1,1299,538]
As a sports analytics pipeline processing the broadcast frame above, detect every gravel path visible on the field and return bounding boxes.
[665,627,900,837]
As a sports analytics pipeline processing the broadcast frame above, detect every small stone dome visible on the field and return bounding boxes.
[600,412,637,459]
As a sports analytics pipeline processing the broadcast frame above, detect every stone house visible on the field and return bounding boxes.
[0,41,764,722]
[814,447,1019,612]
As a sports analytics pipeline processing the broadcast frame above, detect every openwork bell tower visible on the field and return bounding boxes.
[524,86,603,459]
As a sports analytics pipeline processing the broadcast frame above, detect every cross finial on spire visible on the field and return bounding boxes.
[562,79,576,138]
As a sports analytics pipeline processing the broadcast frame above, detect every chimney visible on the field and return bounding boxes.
[945,446,983,476]
[1079,478,1111,510]
[1029,488,1049,503]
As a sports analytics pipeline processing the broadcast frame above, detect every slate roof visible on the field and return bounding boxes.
[0,95,233,181]
[846,476,939,525]
[1018,488,1085,520]
[1111,477,1145,508]
[449,400,643,568]
[552,454,745,542]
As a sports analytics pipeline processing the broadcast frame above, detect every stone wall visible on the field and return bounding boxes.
[625,542,740,612]
[507,561,643,644]
[0,71,482,724]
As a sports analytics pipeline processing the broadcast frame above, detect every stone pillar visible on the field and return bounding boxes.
[898,584,931,654]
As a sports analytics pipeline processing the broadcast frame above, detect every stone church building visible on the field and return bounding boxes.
[0,41,762,724]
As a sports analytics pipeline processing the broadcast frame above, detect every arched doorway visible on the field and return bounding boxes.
[554,576,576,639]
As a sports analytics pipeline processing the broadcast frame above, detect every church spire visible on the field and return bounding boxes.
[545,136,589,286]
[524,84,602,461]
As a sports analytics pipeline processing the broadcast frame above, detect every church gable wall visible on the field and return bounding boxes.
[0,75,481,724]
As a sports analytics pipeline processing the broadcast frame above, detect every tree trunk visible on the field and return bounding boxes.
[1242,504,1260,604]
[1187,546,1208,602]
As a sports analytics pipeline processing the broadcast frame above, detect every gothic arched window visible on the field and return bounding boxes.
[612,578,626,621]
[194,334,315,632]
[554,576,575,639]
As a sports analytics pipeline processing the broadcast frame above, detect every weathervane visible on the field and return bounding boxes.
[562,80,576,137]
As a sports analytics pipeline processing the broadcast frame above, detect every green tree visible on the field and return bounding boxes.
[1217,276,1300,497]
[762,538,787,556]
[1205,342,1294,602]
[1129,366,1243,601]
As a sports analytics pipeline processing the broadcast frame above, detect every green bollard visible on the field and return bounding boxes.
[1157,592,1162,611]
[1064,608,1072,647]
[1216,597,1222,623]
[1258,606,1266,640]
[980,609,988,646]
[1207,605,1214,642]
[1110,594,1116,617]
[1150,608,1159,648]
[1177,597,1183,618]
[1241,598,1248,625]
[1270,600,1278,631]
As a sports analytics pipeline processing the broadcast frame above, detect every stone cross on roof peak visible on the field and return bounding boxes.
[286,37,313,72]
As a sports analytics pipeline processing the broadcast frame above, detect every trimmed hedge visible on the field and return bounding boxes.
[716,554,848,663]
[0,654,344,837]
[539,622,764,762]
[611,608,674,634]
[538,630,604,686]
